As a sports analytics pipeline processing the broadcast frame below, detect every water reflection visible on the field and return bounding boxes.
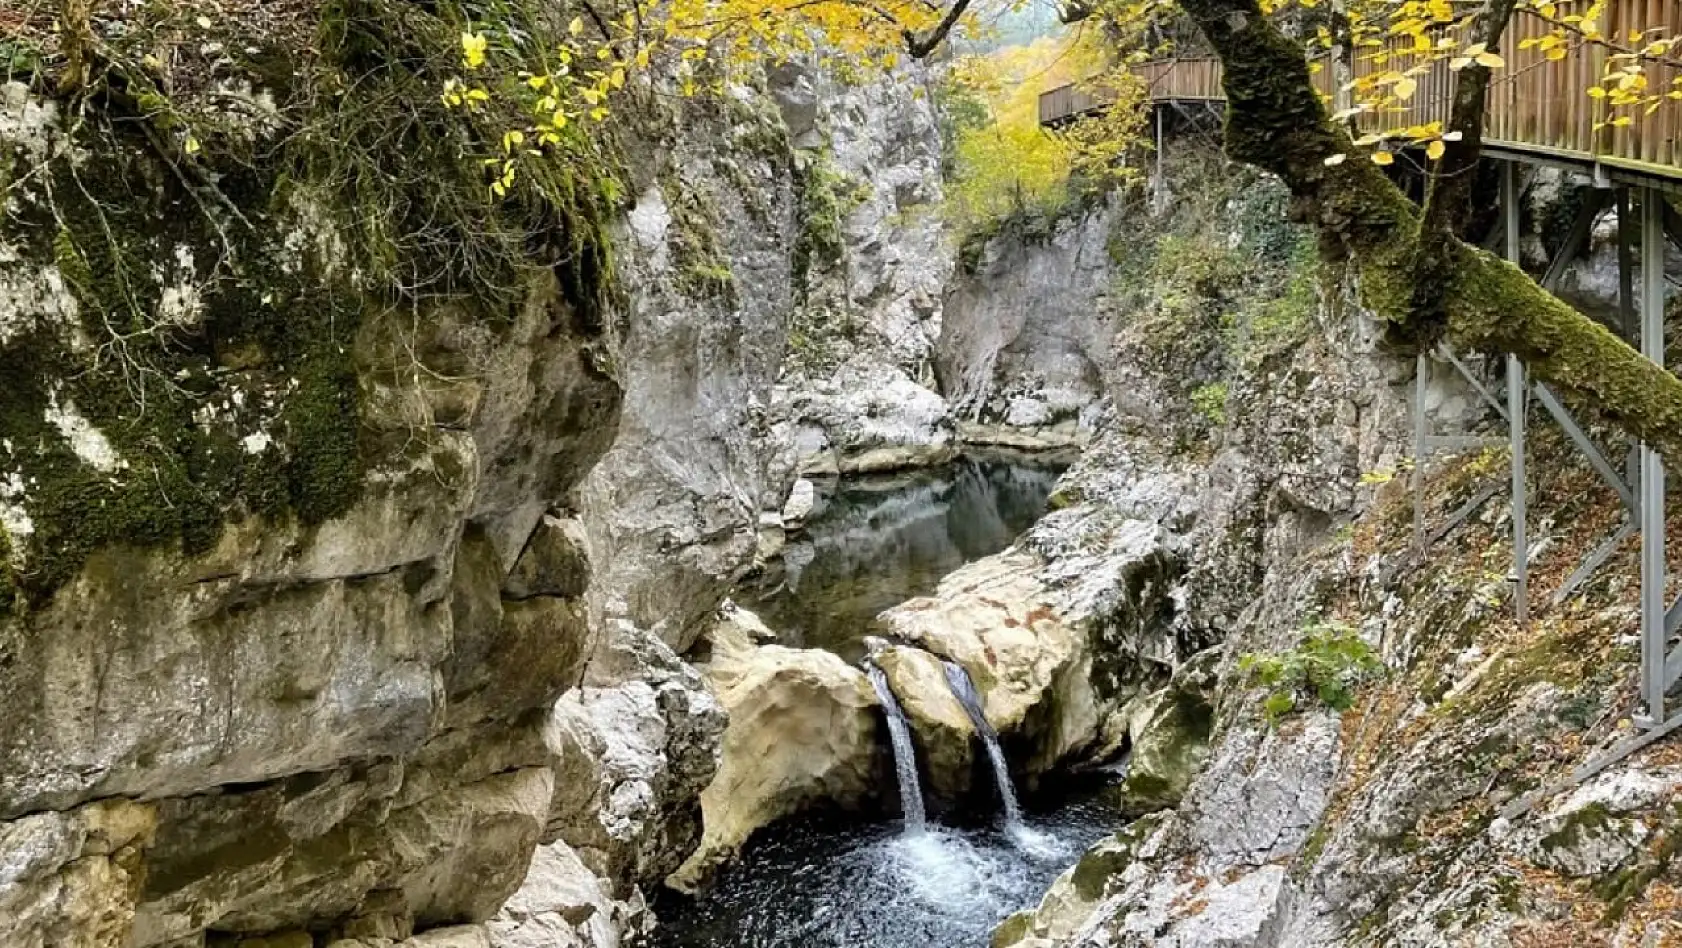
[743,453,1067,664]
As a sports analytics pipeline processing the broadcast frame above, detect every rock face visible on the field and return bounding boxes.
[940,203,1121,445]
[768,64,959,475]
[971,134,1682,948]
[0,28,953,945]
[668,606,882,891]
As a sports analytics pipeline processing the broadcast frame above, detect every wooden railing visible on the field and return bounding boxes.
[1039,6,1682,180]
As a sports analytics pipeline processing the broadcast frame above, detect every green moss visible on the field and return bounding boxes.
[792,147,851,297]
[990,911,1034,948]
[0,0,627,611]
[1591,804,1682,922]
[660,172,736,300]
[1191,382,1229,428]
[1538,802,1614,855]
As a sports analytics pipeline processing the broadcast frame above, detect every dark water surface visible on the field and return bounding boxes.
[651,795,1117,948]
[741,453,1068,664]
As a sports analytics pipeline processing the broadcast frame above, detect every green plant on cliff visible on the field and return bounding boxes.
[0,0,629,610]
[1190,381,1228,427]
[1240,619,1385,723]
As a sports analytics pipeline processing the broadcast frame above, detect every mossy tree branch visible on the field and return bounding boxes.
[1174,0,1682,461]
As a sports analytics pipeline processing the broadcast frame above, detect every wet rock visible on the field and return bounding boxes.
[876,645,977,801]
[879,551,1102,775]
[488,839,647,948]
[781,478,817,526]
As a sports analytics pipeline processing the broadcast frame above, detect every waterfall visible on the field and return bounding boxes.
[866,663,927,831]
[940,660,1023,827]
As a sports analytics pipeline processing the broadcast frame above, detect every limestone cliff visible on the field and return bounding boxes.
[968,137,1682,948]
[0,2,953,943]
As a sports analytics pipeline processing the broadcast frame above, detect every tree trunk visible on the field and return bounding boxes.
[1176,0,1682,462]
[59,0,94,95]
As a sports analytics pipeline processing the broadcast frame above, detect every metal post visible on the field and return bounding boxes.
[1412,352,1428,545]
[1509,355,1528,623]
[1619,188,1643,496]
[1502,163,1529,624]
[1640,187,1668,727]
[1618,189,1638,342]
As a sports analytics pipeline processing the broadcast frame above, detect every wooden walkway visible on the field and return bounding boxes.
[1039,5,1682,183]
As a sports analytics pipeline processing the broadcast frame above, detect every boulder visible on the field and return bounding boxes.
[874,645,976,802]
[990,813,1166,948]
[781,478,817,526]
[503,515,591,600]
[879,551,1100,774]
[667,609,880,891]
[1114,651,1218,816]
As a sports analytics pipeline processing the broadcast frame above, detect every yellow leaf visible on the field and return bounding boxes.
[569,17,584,36]
[1394,77,1418,100]
[184,136,201,155]
[1372,150,1395,166]
[461,32,488,70]
[1475,52,1506,68]
[1426,140,1446,161]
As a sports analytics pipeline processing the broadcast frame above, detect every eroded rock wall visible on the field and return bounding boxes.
[984,131,1682,948]
[0,29,956,946]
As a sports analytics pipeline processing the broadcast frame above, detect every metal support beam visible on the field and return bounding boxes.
[1532,383,1637,512]
[1501,708,1682,822]
[1503,163,1529,625]
[1435,343,1509,422]
[1154,107,1165,183]
[1552,521,1637,606]
[1618,189,1638,343]
[1541,190,1612,292]
[1639,187,1668,727]
[1510,355,1529,624]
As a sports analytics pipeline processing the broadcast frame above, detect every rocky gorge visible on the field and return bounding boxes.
[4,4,1682,948]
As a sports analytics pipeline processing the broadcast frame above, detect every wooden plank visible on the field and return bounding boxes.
[1041,11,1682,185]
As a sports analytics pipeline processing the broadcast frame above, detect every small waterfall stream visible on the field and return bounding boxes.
[940,660,1023,827]
[866,663,927,831]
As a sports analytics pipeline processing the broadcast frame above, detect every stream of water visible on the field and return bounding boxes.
[867,662,928,832]
[653,453,1114,948]
[941,660,1024,828]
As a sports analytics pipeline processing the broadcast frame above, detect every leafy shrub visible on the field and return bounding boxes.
[1191,382,1228,427]
[1239,620,1384,722]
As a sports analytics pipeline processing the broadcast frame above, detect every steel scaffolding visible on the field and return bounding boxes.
[1408,164,1682,816]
